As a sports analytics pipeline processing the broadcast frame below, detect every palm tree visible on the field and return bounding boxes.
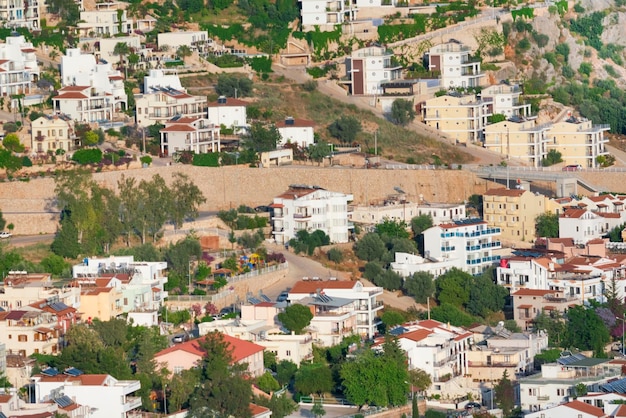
[177,45,192,63]
[113,42,130,78]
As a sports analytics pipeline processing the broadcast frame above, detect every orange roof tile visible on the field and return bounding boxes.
[276,118,315,128]
[160,125,196,132]
[513,289,557,296]
[566,399,606,417]
[0,394,12,402]
[54,92,88,100]
[417,319,444,329]
[400,329,433,342]
[560,209,587,219]
[155,334,264,364]
[453,331,473,341]
[250,403,271,417]
[276,187,320,200]
[208,97,249,107]
[517,304,532,309]
[60,85,90,91]
[484,188,525,197]
[615,404,626,417]
[290,280,357,294]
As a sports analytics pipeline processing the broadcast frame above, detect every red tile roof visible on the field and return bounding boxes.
[255,302,275,307]
[615,404,626,417]
[547,237,575,246]
[208,97,249,107]
[276,187,320,200]
[276,118,315,128]
[417,319,444,329]
[512,289,557,296]
[400,329,433,342]
[517,304,533,309]
[0,394,12,402]
[566,399,606,417]
[290,280,357,294]
[160,125,196,132]
[155,334,264,364]
[484,188,525,197]
[36,374,109,386]
[560,209,587,219]
[438,220,487,229]
[453,331,473,341]
[598,212,621,218]
[60,86,90,91]
[167,116,199,124]
[250,403,271,417]
[54,92,88,100]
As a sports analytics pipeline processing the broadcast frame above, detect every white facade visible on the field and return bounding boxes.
[33,373,142,418]
[390,251,459,278]
[207,96,249,133]
[159,116,220,155]
[422,219,502,275]
[524,400,608,418]
[0,0,39,29]
[271,185,353,244]
[428,41,483,88]
[52,86,116,122]
[31,115,74,154]
[350,201,420,225]
[298,0,357,32]
[78,7,132,37]
[157,31,209,51]
[98,36,142,64]
[345,46,402,95]
[143,69,183,93]
[0,35,39,97]
[135,89,208,127]
[0,309,59,356]
[276,117,315,148]
[481,84,531,118]
[496,256,551,294]
[0,272,81,312]
[559,209,624,245]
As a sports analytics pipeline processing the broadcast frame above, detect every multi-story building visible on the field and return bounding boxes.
[276,117,316,148]
[422,218,501,275]
[525,399,609,418]
[496,256,552,295]
[287,279,383,345]
[207,96,249,134]
[157,30,210,51]
[421,92,492,144]
[77,3,132,37]
[0,0,39,29]
[483,187,548,242]
[0,342,5,377]
[549,116,610,169]
[76,285,124,321]
[298,0,357,32]
[385,319,473,398]
[0,309,59,356]
[0,35,39,97]
[270,185,353,244]
[481,84,531,118]
[427,41,483,88]
[159,116,220,155]
[559,208,624,245]
[32,371,142,418]
[135,88,208,127]
[143,69,184,93]
[52,85,116,122]
[483,117,551,166]
[97,35,141,64]
[30,114,75,154]
[519,354,621,413]
[344,46,402,95]
[0,272,81,311]
[60,49,127,109]
[72,256,168,326]
[512,289,578,330]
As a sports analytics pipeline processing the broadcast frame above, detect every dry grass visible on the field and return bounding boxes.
[12,242,55,264]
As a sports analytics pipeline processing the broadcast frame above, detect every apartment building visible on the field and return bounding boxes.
[144,69,184,92]
[519,354,621,413]
[549,116,610,168]
[0,35,39,97]
[299,0,357,31]
[496,256,551,294]
[76,285,124,321]
[157,30,210,51]
[559,208,624,245]
[512,288,578,330]
[32,371,142,418]
[0,0,39,29]
[344,46,402,95]
[77,4,132,37]
[30,114,75,154]
[427,41,483,88]
[207,96,249,133]
[135,87,208,127]
[525,399,608,418]
[159,116,220,155]
[276,117,315,148]
[386,319,473,398]
[483,187,548,242]
[422,218,501,275]
[288,279,383,345]
[97,35,141,64]
[271,185,353,244]
[421,92,492,144]
[481,84,531,118]
[52,85,116,122]
[483,117,551,166]
[0,309,59,356]
[0,272,81,311]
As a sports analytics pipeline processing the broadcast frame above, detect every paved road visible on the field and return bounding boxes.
[4,233,54,247]
[287,404,358,418]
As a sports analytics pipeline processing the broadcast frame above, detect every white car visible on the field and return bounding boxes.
[0,232,11,239]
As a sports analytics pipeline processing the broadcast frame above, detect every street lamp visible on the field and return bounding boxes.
[616,315,626,356]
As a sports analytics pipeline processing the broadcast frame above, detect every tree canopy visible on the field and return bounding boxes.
[277,303,313,334]
[535,212,559,238]
[327,116,361,144]
[389,99,417,126]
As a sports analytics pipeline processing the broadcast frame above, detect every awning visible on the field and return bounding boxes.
[517,304,532,309]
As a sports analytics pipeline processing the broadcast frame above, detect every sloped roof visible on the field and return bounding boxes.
[565,399,606,417]
[512,289,557,296]
[484,188,525,197]
[560,209,587,218]
[208,97,249,107]
[400,329,433,342]
[155,334,264,363]
[276,118,315,128]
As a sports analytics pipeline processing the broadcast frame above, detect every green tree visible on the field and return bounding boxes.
[410,214,433,237]
[390,99,416,126]
[404,272,435,304]
[294,363,333,396]
[278,303,313,334]
[375,219,410,239]
[0,148,22,173]
[243,122,280,152]
[169,172,206,229]
[113,42,130,78]
[467,268,508,317]
[39,254,69,275]
[430,302,476,327]
[307,141,331,165]
[535,212,559,238]
[276,360,297,387]
[435,268,472,308]
[541,149,563,166]
[327,247,343,263]
[0,209,6,231]
[216,74,253,97]
[311,400,326,418]
[177,45,193,61]
[564,305,610,356]
[51,216,81,258]
[252,393,298,418]
[363,261,384,282]
[257,371,280,393]
[381,310,405,329]
[2,133,24,152]
[376,269,403,291]
[327,116,362,144]
[354,233,387,262]
[534,311,566,346]
[494,370,515,416]
[82,130,100,146]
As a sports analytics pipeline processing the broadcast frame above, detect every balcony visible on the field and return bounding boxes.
[123,397,142,412]
[537,395,550,401]
[294,213,311,219]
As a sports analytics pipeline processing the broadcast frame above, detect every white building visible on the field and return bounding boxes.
[422,219,502,275]
[0,0,39,29]
[276,117,315,148]
[288,279,383,345]
[298,0,357,32]
[0,309,59,356]
[143,69,183,93]
[344,46,402,95]
[72,255,168,326]
[270,185,353,244]
[0,35,39,97]
[481,84,531,118]
[519,354,621,413]
[32,372,142,418]
[157,30,209,51]
[31,114,75,154]
[159,116,220,156]
[559,208,624,245]
[524,399,608,418]
[390,251,459,279]
[135,88,208,127]
[427,41,483,88]
[349,199,465,226]
[52,86,116,122]
[98,35,142,65]
[496,256,551,294]
[78,5,132,37]
[60,48,127,110]
[207,96,249,133]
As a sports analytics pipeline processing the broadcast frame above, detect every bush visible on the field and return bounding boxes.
[71,148,103,165]
[327,247,343,263]
[302,80,317,92]
[3,122,18,133]
[192,153,219,167]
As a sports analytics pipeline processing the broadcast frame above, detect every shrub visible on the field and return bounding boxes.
[192,152,219,167]
[327,247,343,263]
[71,148,103,164]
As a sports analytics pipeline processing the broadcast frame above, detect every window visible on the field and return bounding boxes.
[18,335,27,342]
[286,350,291,356]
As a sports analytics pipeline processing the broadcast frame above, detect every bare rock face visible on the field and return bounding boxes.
[601,11,626,47]
[578,0,613,12]
[531,15,561,51]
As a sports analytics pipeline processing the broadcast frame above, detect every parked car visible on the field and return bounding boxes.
[277,291,289,302]
[172,333,189,344]
[465,402,482,411]
[562,164,583,171]
[0,232,11,239]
